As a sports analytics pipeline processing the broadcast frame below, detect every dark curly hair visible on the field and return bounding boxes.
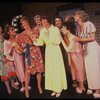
[54,15,63,25]
[62,21,76,35]
[3,25,14,40]
[41,15,51,24]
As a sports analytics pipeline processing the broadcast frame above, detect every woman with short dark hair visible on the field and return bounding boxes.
[33,16,67,97]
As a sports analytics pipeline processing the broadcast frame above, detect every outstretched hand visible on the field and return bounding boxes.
[32,34,37,42]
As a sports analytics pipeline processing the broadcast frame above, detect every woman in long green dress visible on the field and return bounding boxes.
[33,16,67,97]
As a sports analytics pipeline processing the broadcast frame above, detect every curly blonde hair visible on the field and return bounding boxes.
[75,10,90,22]
[20,16,32,29]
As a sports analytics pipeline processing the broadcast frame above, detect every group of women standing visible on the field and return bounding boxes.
[0,10,100,99]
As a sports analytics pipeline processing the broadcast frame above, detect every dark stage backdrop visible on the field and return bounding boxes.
[0,2,22,26]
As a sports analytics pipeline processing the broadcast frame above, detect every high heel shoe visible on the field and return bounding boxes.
[93,93,100,98]
[25,92,29,98]
[20,87,25,92]
[38,87,43,94]
[87,89,93,95]
[75,87,85,94]
[51,92,56,96]
[28,86,31,90]
[25,87,30,98]
[56,93,61,97]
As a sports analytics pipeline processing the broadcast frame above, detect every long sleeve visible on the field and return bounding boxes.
[66,39,75,52]
[60,35,68,52]
[33,30,44,46]
[61,35,75,52]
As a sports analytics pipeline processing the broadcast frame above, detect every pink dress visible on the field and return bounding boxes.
[13,50,25,82]
[63,34,86,82]
[13,36,25,82]
[4,39,25,83]
[79,21,100,89]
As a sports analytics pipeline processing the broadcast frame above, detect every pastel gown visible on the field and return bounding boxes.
[78,21,100,89]
[34,25,67,93]
[62,33,86,82]
[13,36,25,83]
[4,38,25,83]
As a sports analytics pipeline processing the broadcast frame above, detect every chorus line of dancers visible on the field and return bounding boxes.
[0,10,100,98]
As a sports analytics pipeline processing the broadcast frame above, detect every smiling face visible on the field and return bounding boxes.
[55,18,62,28]
[61,26,69,35]
[74,14,80,22]
[8,27,16,36]
[21,20,30,30]
[35,17,42,25]
[42,19,49,27]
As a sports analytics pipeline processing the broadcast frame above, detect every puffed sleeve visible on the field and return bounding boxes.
[33,29,44,46]
[84,21,96,34]
[4,40,14,61]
